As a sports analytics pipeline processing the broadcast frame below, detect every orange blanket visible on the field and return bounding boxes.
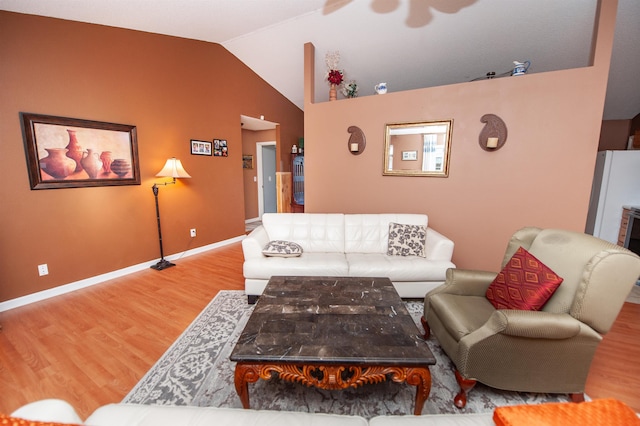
[494,398,640,426]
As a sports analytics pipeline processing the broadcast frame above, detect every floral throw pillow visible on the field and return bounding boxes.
[387,222,427,257]
[262,240,303,257]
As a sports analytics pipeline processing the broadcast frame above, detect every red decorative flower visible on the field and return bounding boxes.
[327,69,344,85]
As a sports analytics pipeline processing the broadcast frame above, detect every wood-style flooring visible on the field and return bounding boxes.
[0,241,638,418]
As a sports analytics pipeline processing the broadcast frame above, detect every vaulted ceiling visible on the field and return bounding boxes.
[2,0,638,120]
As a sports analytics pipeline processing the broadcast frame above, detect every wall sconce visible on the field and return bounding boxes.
[479,114,508,151]
[347,126,366,155]
[151,157,191,271]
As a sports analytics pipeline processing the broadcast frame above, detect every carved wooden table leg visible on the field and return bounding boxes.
[420,316,430,339]
[234,364,260,409]
[570,393,585,403]
[404,367,431,415]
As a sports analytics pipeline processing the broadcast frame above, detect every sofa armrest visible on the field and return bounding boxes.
[424,268,497,318]
[428,268,498,298]
[425,227,454,261]
[459,312,598,364]
[241,226,269,259]
[483,310,582,340]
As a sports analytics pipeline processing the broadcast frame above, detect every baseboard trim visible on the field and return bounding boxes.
[0,235,245,313]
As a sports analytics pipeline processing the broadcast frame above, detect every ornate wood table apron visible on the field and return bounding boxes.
[230,276,435,415]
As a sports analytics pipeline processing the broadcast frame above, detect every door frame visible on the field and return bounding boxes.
[256,141,277,217]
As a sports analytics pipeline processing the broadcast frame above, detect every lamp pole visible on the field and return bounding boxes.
[150,157,190,270]
[150,181,175,270]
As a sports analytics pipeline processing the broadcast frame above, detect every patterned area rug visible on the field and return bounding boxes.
[123,290,571,418]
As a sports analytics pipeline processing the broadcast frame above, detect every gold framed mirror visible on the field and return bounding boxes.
[383,120,453,177]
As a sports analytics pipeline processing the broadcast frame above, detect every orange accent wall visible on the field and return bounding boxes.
[0,12,303,303]
[303,0,617,272]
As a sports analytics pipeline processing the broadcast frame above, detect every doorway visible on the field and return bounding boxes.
[240,114,278,224]
[257,142,277,216]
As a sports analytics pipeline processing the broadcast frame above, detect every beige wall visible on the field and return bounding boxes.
[0,12,303,303]
[303,0,616,271]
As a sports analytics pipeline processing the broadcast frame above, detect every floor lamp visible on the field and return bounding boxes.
[151,157,191,271]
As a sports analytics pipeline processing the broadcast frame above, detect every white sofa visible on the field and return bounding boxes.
[10,399,495,425]
[10,398,640,426]
[242,213,455,302]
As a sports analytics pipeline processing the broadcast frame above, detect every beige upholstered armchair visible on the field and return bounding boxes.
[422,227,640,408]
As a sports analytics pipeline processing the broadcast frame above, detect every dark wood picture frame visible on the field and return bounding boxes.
[21,113,140,190]
[190,139,213,156]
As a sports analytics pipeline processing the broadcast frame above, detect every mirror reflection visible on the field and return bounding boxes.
[383,120,453,177]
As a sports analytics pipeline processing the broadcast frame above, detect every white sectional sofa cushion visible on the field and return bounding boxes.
[243,213,455,300]
[344,214,426,253]
[86,404,368,426]
[247,251,350,277]
[346,253,455,281]
[12,399,640,426]
[263,213,346,252]
[11,399,496,426]
[370,413,495,426]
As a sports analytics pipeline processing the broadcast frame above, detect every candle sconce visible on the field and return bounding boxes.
[479,114,507,152]
[347,125,366,155]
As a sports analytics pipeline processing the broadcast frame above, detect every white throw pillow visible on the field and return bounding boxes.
[387,222,427,257]
[262,240,303,257]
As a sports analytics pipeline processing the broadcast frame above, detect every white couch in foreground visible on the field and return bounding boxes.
[11,399,640,426]
[242,213,455,302]
[10,399,495,426]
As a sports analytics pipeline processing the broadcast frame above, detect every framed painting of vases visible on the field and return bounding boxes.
[21,113,141,189]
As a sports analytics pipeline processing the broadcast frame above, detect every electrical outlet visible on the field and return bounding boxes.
[38,264,49,276]
[190,228,196,238]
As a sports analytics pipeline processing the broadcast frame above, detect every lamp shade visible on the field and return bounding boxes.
[156,157,191,178]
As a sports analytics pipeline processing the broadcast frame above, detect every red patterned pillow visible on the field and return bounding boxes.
[486,246,563,310]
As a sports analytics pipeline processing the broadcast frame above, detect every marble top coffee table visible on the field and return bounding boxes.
[230,276,435,415]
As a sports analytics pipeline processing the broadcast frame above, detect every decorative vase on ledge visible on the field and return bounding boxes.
[329,84,337,101]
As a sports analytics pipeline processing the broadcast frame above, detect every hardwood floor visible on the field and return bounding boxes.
[0,243,244,418]
[0,241,638,418]
[585,300,640,408]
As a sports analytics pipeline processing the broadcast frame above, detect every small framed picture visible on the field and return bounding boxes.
[402,150,418,161]
[242,155,254,169]
[191,139,212,156]
[214,139,228,157]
